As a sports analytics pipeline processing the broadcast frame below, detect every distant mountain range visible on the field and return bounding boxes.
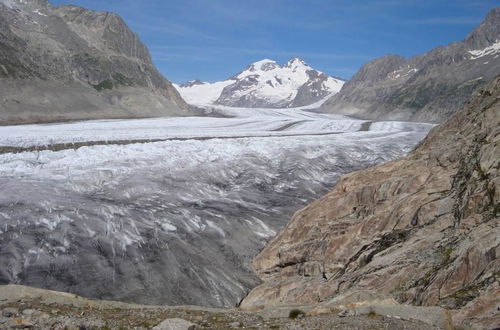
[2,0,497,124]
[321,8,500,122]
[0,0,189,125]
[174,58,345,108]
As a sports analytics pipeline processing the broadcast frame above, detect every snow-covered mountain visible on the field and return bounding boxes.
[174,58,344,108]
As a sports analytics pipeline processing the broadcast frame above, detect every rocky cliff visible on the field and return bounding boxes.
[242,76,500,329]
[321,8,500,123]
[0,0,189,125]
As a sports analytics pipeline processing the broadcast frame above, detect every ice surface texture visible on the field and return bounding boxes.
[0,108,433,307]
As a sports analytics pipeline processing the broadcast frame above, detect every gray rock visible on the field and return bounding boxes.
[180,80,205,88]
[152,318,196,330]
[22,309,37,316]
[321,7,500,123]
[2,307,18,317]
[0,0,190,125]
[337,309,355,318]
[354,305,450,329]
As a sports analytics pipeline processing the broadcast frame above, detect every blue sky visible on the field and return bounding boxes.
[50,0,498,83]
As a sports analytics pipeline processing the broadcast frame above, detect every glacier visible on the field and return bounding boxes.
[0,107,434,307]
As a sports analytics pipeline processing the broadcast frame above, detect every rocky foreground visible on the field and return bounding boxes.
[241,77,500,329]
[0,285,440,329]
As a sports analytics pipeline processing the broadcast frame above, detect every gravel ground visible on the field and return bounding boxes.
[0,285,437,330]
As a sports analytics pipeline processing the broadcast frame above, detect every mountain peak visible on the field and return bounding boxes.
[284,58,309,69]
[179,80,205,88]
[247,59,279,72]
[465,7,500,50]
[485,7,500,23]
[176,57,344,107]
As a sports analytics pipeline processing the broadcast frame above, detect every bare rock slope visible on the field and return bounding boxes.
[321,8,500,122]
[0,0,189,124]
[242,76,500,329]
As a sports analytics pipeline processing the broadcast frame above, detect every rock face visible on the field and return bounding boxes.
[321,8,500,122]
[0,0,189,125]
[174,58,344,107]
[242,77,500,329]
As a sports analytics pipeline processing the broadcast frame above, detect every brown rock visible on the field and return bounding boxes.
[241,77,500,330]
[9,318,34,329]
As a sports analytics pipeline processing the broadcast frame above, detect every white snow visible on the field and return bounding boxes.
[174,80,235,105]
[469,40,500,59]
[0,106,435,149]
[33,8,47,16]
[174,58,344,107]
[161,222,177,232]
[0,108,357,147]
[0,118,433,189]
[247,59,279,71]
[388,66,418,80]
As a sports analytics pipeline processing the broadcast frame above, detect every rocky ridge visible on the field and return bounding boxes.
[321,8,500,122]
[0,0,189,124]
[241,76,500,329]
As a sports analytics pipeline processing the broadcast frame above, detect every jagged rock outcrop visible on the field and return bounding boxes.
[0,0,189,124]
[242,77,500,329]
[321,8,500,122]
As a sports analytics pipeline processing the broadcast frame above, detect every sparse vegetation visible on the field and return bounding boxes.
[93,79,114,91]
[289,309,306,319]
[92,73,135,91]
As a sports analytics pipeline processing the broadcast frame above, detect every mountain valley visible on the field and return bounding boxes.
[0,1,498,329]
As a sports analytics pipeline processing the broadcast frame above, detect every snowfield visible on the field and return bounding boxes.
[173,80,235,105]
[0,107,434,307]
[469,39,500,59]
[0,106,432,148]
